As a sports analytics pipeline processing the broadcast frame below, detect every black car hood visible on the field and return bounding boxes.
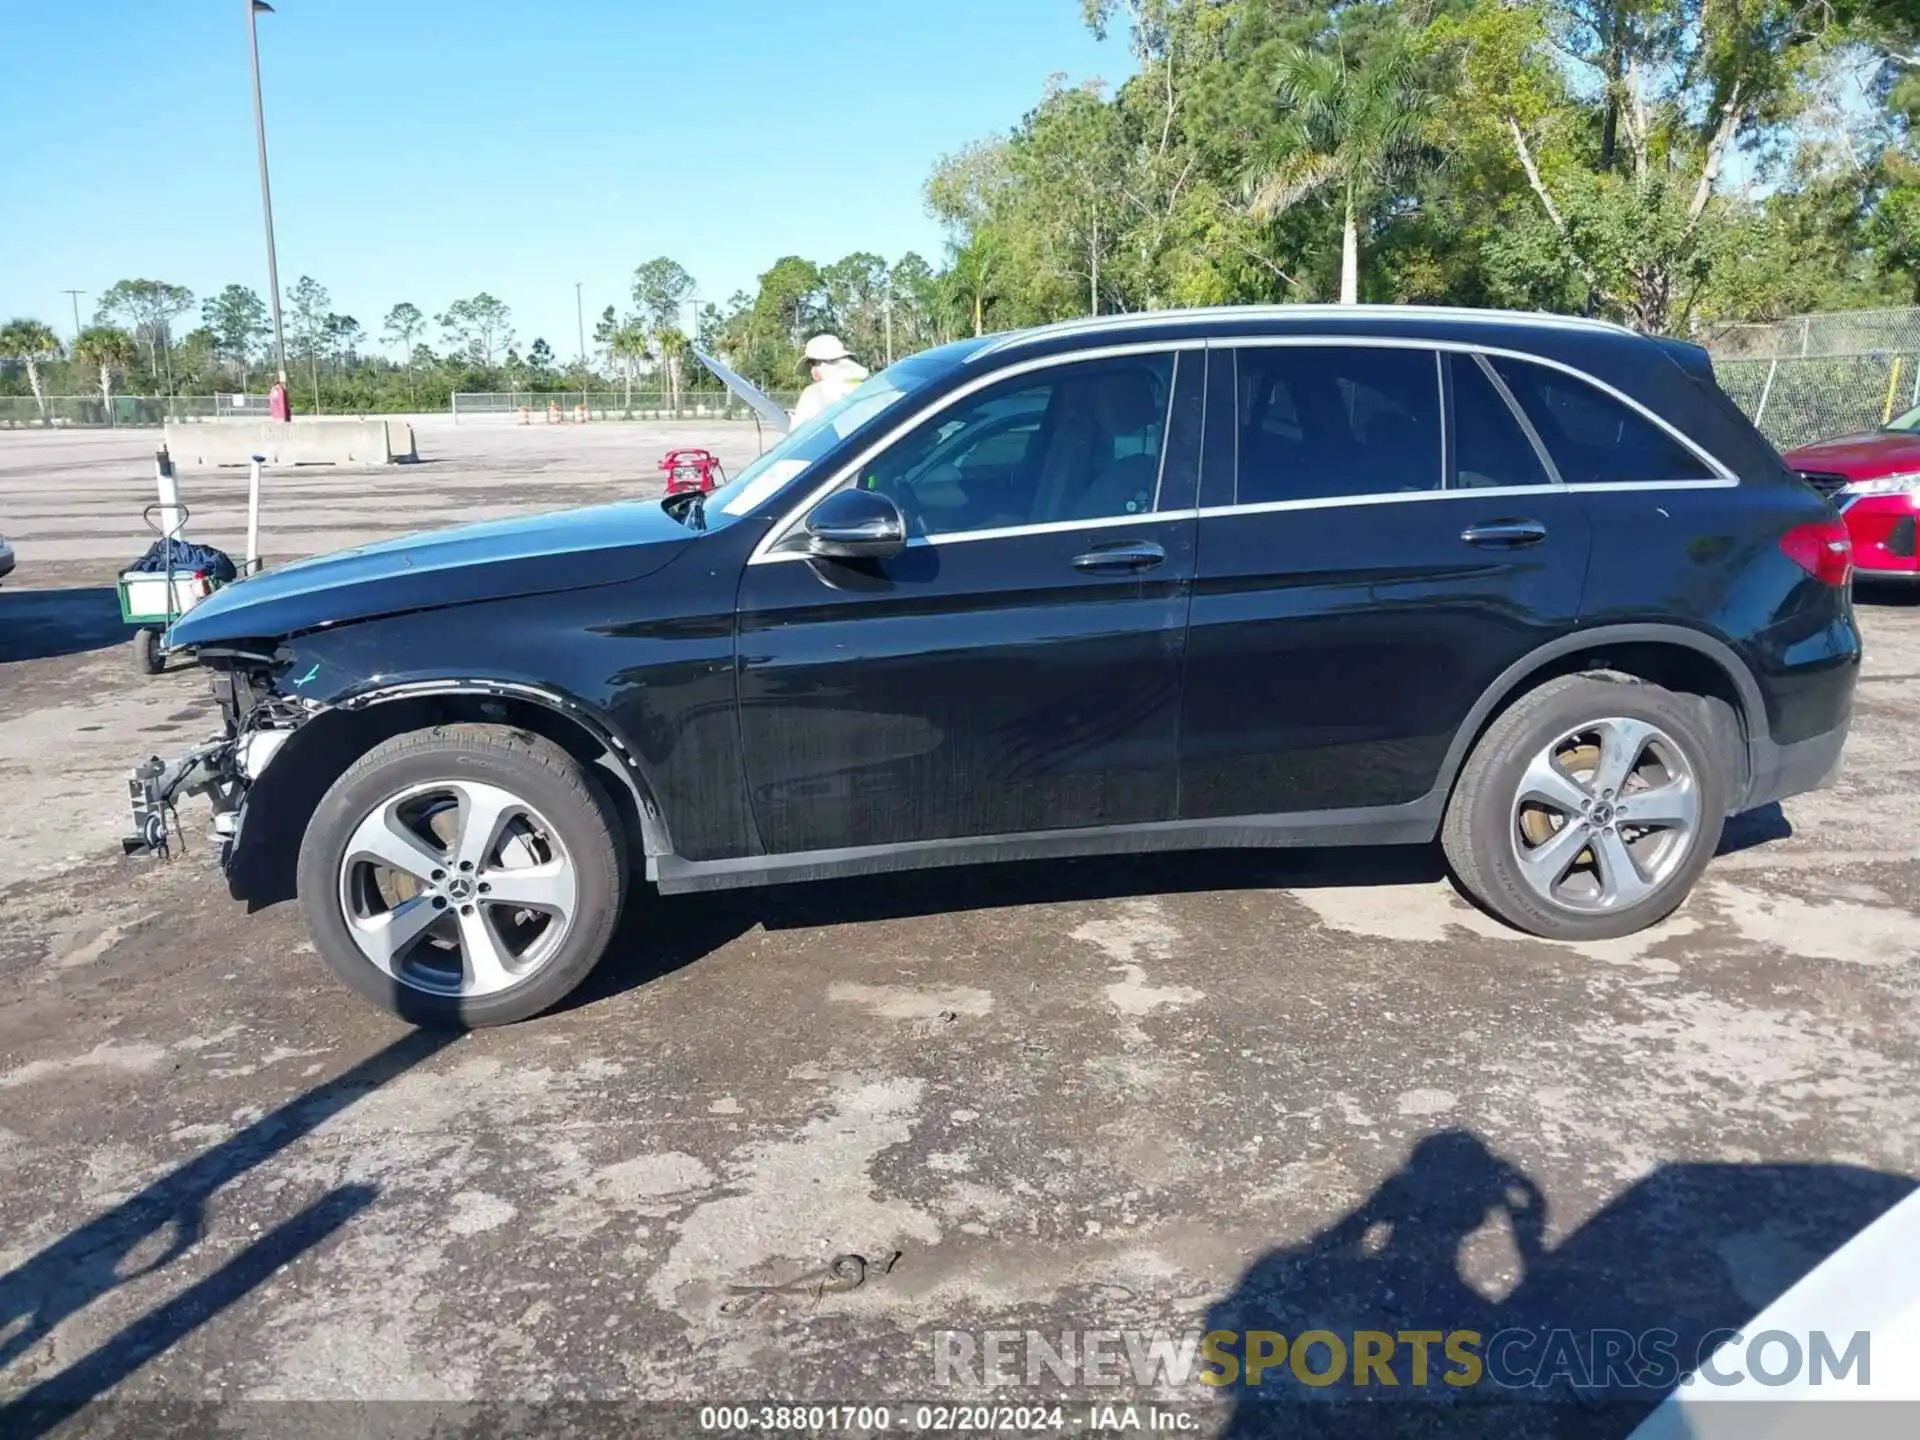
[166,499,695,647]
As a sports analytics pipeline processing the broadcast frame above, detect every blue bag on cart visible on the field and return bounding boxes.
[128,538,237,585]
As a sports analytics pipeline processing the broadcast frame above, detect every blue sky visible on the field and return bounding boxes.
[0,0,1126,357]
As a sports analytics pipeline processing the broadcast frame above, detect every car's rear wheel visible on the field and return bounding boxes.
[1442,676,1728,941]
[297,724,625,1027]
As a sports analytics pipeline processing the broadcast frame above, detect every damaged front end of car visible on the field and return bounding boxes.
[123,641,327,861]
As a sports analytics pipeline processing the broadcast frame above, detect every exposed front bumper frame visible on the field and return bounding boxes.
[123,735,240,856]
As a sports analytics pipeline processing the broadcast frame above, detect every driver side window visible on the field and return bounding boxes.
[856,354,1175,538]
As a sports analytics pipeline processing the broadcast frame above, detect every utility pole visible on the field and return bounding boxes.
[574,281,586,368]
[61,290,85,339]
[248,0,289,384]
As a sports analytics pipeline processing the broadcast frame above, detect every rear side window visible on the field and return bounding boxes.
[1489,357,1715,485]
[1235,346,1442,503]
[1450,354,1552,489]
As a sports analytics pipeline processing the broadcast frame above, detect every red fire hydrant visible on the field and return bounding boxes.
[660,449,727,496]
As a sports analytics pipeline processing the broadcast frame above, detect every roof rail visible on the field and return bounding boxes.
[969,303,1637,360]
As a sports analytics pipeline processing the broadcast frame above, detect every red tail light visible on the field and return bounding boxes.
[1779,520,1853,586]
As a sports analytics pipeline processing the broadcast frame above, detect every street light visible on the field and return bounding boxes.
[248,0,289,386]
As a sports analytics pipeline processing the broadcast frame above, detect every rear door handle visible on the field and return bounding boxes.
[1461,519,1548,549]
[1073,539,1166,572]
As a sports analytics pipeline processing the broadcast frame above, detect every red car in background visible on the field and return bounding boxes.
[1785,410,1920,581]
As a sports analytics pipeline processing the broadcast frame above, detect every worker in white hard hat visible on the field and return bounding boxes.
[791,334,871,426]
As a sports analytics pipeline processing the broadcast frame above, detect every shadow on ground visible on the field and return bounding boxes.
[1853,580,1920,608]
[581,821,1796,1010]
[576,845,1448,1009]
[746,844,1447,930]
[0,586,130,663]
[0,1030,457,1437]
[1717,800,1792,854]
[1207,1130,1914,1438]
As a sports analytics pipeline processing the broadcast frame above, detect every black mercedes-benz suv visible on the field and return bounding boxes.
[137,305,1859,1027]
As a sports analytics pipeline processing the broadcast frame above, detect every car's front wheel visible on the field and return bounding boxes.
[1442,675,1729,941]
[297,724,626,1027]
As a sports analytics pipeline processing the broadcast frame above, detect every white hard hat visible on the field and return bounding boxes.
[804,334,851,363]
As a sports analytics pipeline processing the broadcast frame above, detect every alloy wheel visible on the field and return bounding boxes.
[337,779,578,997]
[1509,716,1701,915]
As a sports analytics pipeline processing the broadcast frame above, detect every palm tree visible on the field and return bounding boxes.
[608,321,649,413]
[73,326,138,426]
[0,318,61,424]
[653,326,691,413]
[1250,36,1439,305]
[942,236,1002,337]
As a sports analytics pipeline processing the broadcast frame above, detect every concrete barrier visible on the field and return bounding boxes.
[163,419,417,468]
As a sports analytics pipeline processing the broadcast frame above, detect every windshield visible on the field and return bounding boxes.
[684,350,964,529]
[1886,404,1920,433]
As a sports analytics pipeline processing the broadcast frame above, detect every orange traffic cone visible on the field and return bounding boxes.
[547,400,561,425]
[574,403,588,424]
[517,405,531,426]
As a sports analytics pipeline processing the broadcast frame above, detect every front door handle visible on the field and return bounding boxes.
[1073,539,1166,572]
[1461,519,1548,549]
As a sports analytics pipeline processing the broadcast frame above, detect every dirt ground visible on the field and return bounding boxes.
[1,424,1917,1437]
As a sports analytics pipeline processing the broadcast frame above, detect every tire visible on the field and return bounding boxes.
[1442,675,1728,941]
[296,724,626,1028]
[132,628,164,675]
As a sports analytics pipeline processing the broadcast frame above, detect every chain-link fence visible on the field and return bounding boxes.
[0,390,800,429]
[0,394,264,428]
[1700,306,1920,451]
[450,390,801,423]
[1702,306,1920,360]
[1712,352,1920,452]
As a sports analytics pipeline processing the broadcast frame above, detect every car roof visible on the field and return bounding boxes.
[964,304,1636,364]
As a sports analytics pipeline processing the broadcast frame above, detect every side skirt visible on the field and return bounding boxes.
[650,802,1443,895]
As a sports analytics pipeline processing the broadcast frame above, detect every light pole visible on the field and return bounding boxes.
[248,0,289,385]
[575,281,586,369]
[61,289,85,340]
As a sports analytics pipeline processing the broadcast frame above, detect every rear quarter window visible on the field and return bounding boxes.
[1489,356,1717,485]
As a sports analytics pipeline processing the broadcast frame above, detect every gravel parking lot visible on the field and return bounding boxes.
[1,424,1917,1436]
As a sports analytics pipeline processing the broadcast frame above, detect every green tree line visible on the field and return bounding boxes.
[923,0,1920,334]
[2,277,591,417]
[0,252,952,415]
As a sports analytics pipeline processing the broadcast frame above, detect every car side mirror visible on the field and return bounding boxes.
[804,488,907,560]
